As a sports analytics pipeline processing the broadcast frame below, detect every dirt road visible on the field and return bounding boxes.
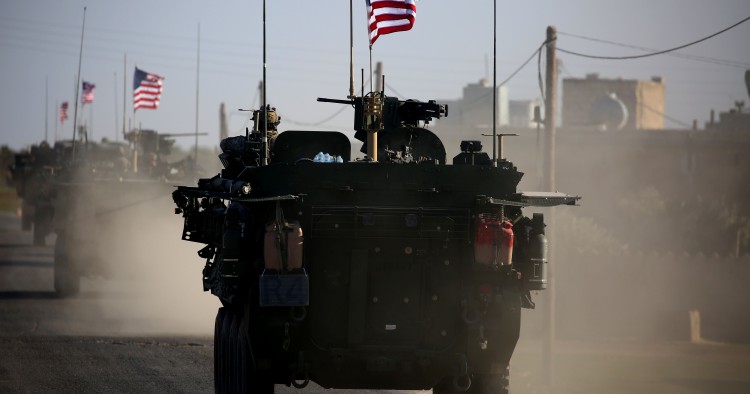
[2,212,750,393]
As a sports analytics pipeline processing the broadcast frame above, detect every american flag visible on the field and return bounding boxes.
[367,0,417,45]
[59,102,68,124]
[81,81,95,104]
[133,67,164,111]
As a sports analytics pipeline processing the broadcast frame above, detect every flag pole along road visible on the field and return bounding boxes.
[71,6,87,162]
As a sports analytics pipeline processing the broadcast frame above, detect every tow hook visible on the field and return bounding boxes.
[453,374,472,392]
[291,371,309,389]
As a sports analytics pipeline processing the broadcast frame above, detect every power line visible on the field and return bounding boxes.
[558,31,750,68]
[384,82,405,98]
[638,101,693,129]
[460,40,550,108]
[500,40,546,87]
[557,15,750,60]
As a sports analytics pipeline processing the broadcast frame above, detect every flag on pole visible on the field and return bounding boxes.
[366,0,417,45]
[81,81,95,104]
[59,101,69,124]
[133,67,164,111]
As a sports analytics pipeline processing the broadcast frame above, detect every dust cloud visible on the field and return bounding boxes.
[88,193,219,336]
[56,161,222,337]
[491,124,750,391]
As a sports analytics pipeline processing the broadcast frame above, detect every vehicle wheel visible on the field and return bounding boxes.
[472,367,510,394]
[33,215,51,246]
[433,376,463,394]
[214,308,227,394]
[237,313,251,394]
[228,308,241,393]
[53,233,80,297]
[433,367,510,394]
[219,308,235,392]
[21,202,32,231]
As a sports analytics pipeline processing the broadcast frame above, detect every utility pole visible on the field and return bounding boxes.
[542,25,558,393]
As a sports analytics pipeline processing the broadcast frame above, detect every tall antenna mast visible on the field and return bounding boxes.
[261,0,268,166]
[113,72,118,141]
[195,23,201,168]
[122,53,126,139]
[491,0,497,166]
[45,76,49,143]
[349,0,355,98]
[71,6,87,162]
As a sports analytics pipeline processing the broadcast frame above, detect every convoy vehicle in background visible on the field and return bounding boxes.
[45,131,199,296]
[8,141,58,245]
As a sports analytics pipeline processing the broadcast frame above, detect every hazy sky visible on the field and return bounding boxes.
[1,0,749,150]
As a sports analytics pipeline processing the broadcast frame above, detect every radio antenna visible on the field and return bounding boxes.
[261,0,268,166]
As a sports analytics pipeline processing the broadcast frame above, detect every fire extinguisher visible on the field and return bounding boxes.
[475,215,498,265]
[474,215,514,266]
[497,219,514,266]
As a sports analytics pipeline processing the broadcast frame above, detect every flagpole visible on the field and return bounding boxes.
[194,23,201,168]
[71,6,87,161]
[114,72,119,142]
[54,100,58,143]
[133,64,138,172]
[122,53,127,138]
[368,46,373,94]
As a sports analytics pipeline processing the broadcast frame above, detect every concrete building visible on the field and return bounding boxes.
[562,73,665,130]
[706,101,750,132]
[434,79,509,134]
[509,99,542,129]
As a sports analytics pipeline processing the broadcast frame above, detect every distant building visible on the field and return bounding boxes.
[706,101,750,132]
[434,79,509,133]
[509,99,542,129]
[562,73,665,130]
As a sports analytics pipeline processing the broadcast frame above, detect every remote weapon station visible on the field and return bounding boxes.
[172,4,579,393]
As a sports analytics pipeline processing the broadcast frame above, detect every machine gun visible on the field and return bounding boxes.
[319,95,448,162]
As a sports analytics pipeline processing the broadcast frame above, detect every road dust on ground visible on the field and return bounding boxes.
[2,212,750,393]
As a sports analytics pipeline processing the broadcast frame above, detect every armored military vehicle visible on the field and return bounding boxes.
[173,94,578,393]
[9,141,58,245]
[53,131,198,296]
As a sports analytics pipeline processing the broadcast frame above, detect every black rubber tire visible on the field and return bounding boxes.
[216,304,273,394]
[53,233,80,297]
[229,309,241,393]
[433,367,510,394]
[220,308,235,392]
[214,308,227,394]
[21,202,32,231]
[237,315,250,394]
[32,207,52,246]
